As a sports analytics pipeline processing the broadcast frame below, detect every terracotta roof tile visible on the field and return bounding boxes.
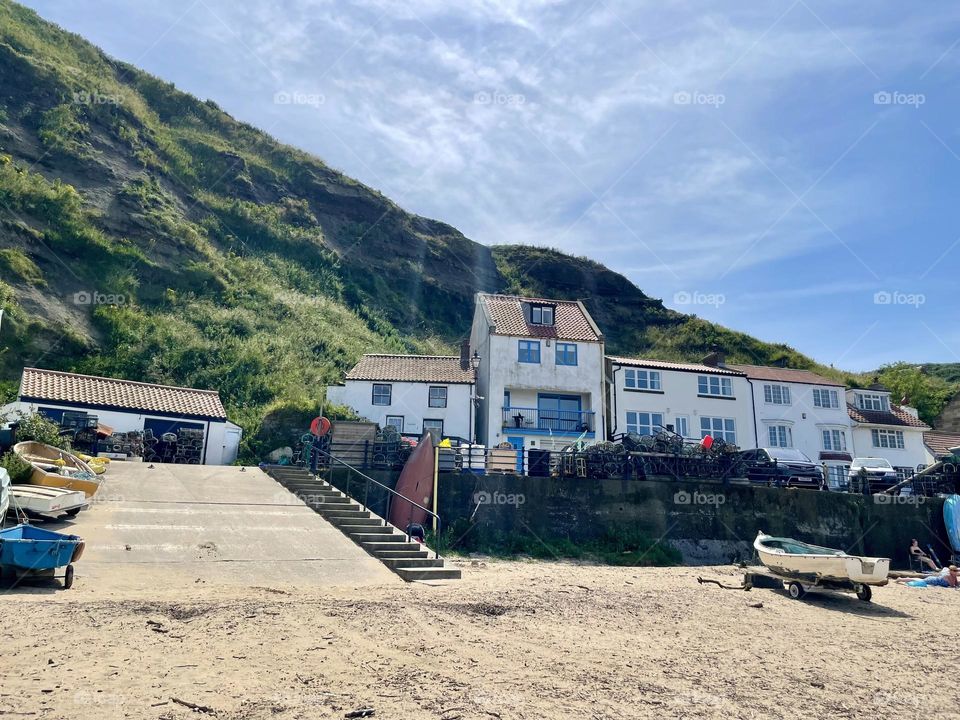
[345,355,476,384]
[726,364,844,387]
[924,431,960,458]
[607,356,745,376]
[20,368,227,420]
[847,403,929,429]
[477,293,602,342]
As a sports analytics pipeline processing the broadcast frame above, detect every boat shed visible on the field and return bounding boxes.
[1,368,241,465]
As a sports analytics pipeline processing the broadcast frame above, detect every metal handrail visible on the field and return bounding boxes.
[310,447,442,559]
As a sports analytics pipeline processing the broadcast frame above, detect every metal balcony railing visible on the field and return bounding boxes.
[501,406,595,433]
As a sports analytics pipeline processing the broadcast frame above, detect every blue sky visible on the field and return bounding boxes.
[22,0,960,371]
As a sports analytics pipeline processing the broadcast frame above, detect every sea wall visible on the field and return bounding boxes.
[327,468,949,567]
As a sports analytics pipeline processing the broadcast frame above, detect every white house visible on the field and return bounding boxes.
[725,363,853,487]
[469,293,606,454]
[2,367,241,464]
[605,357,754,447]
[325,354,475,440]
[846,384,930,474]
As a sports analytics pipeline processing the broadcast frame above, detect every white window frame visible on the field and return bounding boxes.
[767,425,793,447]
[530,304,554,326]
[626,411,664,436]
[698,375,733,397]
[385,415,404,432]
[822,429,847,452]
[763,384,791,406]
[674,416,690,438]
[624,369,661,390]
[872,428,904,449]
[700,416,737,444]
[813,388,840,409]
[858,393,889,412]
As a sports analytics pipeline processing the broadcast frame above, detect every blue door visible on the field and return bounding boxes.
[507,436,524,473]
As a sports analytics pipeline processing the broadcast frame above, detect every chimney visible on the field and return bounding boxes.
[459,339,470,371]
[701,347,726,368]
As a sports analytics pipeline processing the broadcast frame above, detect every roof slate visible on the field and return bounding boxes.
[847,403,929,429]
[606,356,745,376]
[726,364,844,387]
[345,355,476,384]
[477,293,602,341]
[924,431,960,458]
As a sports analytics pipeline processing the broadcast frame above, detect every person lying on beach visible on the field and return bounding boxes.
[909,539,939,572]
[896,565,958,588]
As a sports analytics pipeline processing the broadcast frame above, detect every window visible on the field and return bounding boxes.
[626,411,664,436]
[675,416,689,438]
[763,384,791,405]
[518,340,541,363]
[872,429,904,449]
[858,393,889,412]
[700,416,737,444]
[372,383,392,406]
[530,304,555,326]
[822,429,847,451]
[813,388,840,409]
[768,425,793,447]
[556,342,578,366]
[698,375,734,397]
[422,419,444,440]
[625,369,662,390]
[428,386,448,408]
[503,390,511,409]
[538,394,583,431]
[385,416,404,432]
[826,465,849,489]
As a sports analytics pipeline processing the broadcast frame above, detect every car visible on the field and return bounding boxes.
[737,448,825,489]
[848,457,900,494]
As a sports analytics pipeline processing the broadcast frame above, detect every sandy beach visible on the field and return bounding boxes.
[1,560,957,720]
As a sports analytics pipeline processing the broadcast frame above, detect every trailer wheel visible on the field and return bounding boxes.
[65,508,81,518]
[788,581,806,599]
[63,564,74,590]
[856,584,872,602]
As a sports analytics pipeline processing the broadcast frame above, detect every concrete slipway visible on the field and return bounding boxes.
[52,463,398,588]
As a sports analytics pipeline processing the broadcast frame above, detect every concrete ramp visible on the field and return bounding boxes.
[55,463,398,588]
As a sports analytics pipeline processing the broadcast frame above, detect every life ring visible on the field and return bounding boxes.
[310,416,331,437]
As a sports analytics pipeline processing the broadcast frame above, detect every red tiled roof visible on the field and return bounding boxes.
[20,368,227,420]
[923,431,960,458]
[847,403,929,429]
[345,355,476,384]
[477,293,602,342]
[607,356,744,376]
[726,364,844,387]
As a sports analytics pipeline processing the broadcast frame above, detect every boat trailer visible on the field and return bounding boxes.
[699,568,883,602]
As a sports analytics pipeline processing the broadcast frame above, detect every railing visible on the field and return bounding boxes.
[501,406,595,433]
[308,446,442,559]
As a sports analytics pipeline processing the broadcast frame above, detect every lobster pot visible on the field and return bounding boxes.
[459,444,487,474]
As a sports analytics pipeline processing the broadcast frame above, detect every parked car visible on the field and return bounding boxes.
[737,448,825,489]
[848,457,900,494]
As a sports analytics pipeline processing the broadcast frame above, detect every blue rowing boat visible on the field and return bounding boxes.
[0,524,84,589]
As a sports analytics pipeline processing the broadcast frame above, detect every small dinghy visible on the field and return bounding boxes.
[755,532,889,586]
[10,485,88,519]
[14,441,101,498]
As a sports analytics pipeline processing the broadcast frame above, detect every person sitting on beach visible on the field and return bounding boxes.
[909,539,939,572]
[896,565,958,588]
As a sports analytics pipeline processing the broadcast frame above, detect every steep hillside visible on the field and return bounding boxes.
[3,0,942,456]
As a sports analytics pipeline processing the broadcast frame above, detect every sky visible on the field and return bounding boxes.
[20,0,960,371]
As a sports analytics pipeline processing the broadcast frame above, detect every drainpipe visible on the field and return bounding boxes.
[745,378,760,448]
[608,363,622,437]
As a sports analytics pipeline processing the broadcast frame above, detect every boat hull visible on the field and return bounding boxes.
[10,485,88,516]
[14,441,101,498]
[755,533,889,585]
[944,494,960,556]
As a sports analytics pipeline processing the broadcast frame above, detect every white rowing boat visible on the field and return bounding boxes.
[9,485,88,518]
[754,531,889,585]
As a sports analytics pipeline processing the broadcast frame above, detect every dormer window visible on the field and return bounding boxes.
[857,392,889,412]
[530,304,555,326]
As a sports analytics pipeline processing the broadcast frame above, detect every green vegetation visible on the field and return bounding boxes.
[8,411,69,448]
[0,0,955,468]
[874,363,958,426]
[0,450,31,483]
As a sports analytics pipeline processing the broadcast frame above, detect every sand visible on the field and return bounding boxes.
[1,560,957,720]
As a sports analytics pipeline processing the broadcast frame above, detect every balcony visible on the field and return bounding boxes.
[502,406,596,434]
